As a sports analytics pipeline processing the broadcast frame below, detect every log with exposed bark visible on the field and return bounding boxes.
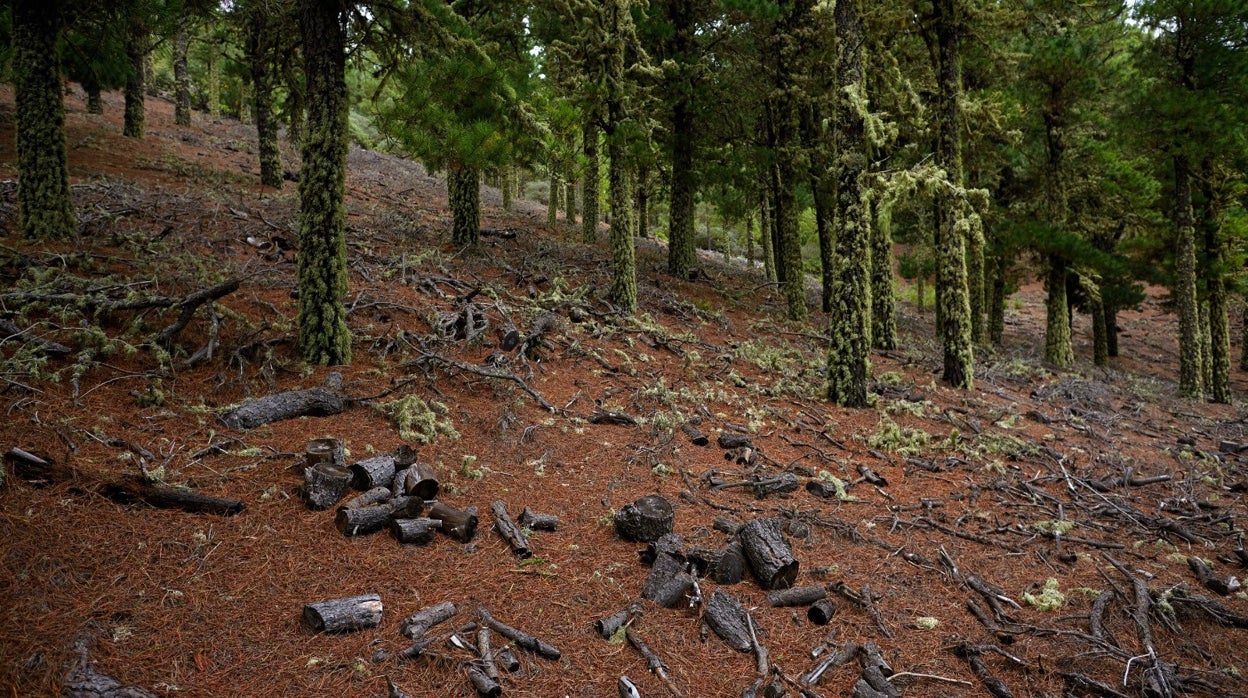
[391,517,441,545]
[335,503,394,536]
[614,494,675,542]
[492,500,531,558]
[739,517,799,590]
[303,461,351,510]
[643,552,695,608]
[303,593,383,633]
[342,486,391,510]
[466,665,501,697]
[350,455,397,491]
[478,606,561,660]
[595,603,641,639]
[807,598,838,625]
[402,462,439,499]
[680,423,709,446]
[219,378,345,430]
[767,585,826,607]
[100,479,246,516]
[750,473,799,498]
[688,540,747,585]
[429,502,479,542]
[519,507,558,531]
[703,589,752,652]
[400,601,457,640]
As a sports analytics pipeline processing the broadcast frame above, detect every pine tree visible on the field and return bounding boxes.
[582,122,601,241]
[13,0,76,240]
[174,8,192,126]
[244,2,285,188]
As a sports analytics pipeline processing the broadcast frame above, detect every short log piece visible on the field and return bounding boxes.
[306,438,345,469]
[688,540,746,585]
[389,495,425,519]
[392,517,441,545]
[496,647,521,673]
[595,604,639,639]
[519,507,558,531]
[350,455,396,491]
[400,601,457,640]
[303,462,352,510]
[393,444,419,467]
[342,486,391,510]
[403,462,439,499]
[703,589,752,652]
[466,665,501,697]
[614,494,675,543]
[739,517,799,590]
[220,386,345,430]
[681,423,710,446]
[303,593,383,633]
[492,500,531,558]
[808,598,838,625]
[100,481,246,516]
[767,585,826,607]
[718,433,753,449]
[643,552,695,609]
[335,504,393,536]
[750,473,799,498]
[429,502,479,542]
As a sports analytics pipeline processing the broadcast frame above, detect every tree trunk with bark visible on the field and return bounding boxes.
[13,0,75,240]
[208,48,221,119]
[760,185,775,282]
[1174,155,1202,398]
[296,0,352,365]
[174,11,191,126]
[124,29,147,138]
[668,61,697,277]
[449,165,481,246]
[85,80,103,114]
[248,10,283,188]
[1044,256,1074,367]
[988,252,1006,345]
[872,200,897,350]
[582,122,600,242]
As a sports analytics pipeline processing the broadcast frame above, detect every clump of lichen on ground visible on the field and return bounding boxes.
[374,395,459,444]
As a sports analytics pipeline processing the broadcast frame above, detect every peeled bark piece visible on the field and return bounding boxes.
[391,517,441,545]
[303,593,383,633]
[519,507,558,531]
[342,486,391,510]
[403,462,439,499]
[689,540,747,585]
[739,517,799,590]
[808,599,838,625]
[335,504,392,536]
[718,433,753,449]
[492,500,531,558]
[643,551,695,608]
[767,585,826,607]
[614,494,675,542]
[400,601,457,640]
[429,502,478,542]
[750,473,799,498]
[219,386,344,430]
[703,589,753,652]
[303,462,351,510]
[350,455,396,491]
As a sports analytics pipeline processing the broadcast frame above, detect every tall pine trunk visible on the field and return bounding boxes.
[13,0,75,239]
[448,165,480,246]
[933,0,973,388]
[296,0,351,365]
[566,177,577,221]
[988,253,1006,345]
[967,224,985,344]
[745,211,755,270]
[248,11,282,189]
[582,122,600,242]
[174,11,191,127]
[606,140,636,311]
[1174,155,1202,398]
[208,49,221,119]
[636,168,649,239]
[124,30,146,138]
[85,80,103,114]
[826,0,870,407]
[813,175,835,314]
[760,185,776,283]
[546,165,558,225]
[1044,256,1074,366]
[501,166,513,210]
[872,200,897,350]
[1091,290,1109,367]
[668,90,696,276]
[1201,167,1231,404]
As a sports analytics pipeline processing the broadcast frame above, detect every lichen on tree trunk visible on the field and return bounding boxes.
[248,10,282,189]
[13,0,76,240]
[607,141,637,313]
[124,30,146,138]
[295,0,352,366]
[967,221,986,345]
[448,165,480,247]
[759,186,775,283]
[1044,256,1074,367]
[668,96,697,277]
[582,122,600,243]
[547,165,558,226]
[988,252,1006,345]
[1173,155,1202,398]
[174,12,191,127]
[872,199,897,351]
[208,49,221,119]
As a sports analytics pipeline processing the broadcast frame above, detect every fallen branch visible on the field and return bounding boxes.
[477,606,561,660]
[408,349,557,413]
[625,626,682,697]
[155,278,241,346]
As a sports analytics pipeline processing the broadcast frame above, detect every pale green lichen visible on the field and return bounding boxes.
[374,395,459,444]
[1023,578,1066,611]
[867,416,930,457]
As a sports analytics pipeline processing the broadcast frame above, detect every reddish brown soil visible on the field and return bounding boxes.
[3,86,1248,698]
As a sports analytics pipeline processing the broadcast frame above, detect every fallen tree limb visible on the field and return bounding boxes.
[155,278,241,346]
[407,349,557,412]
[625,626,682,697]
[0,318,72,356]
[219,385,345,430]
[477,606,561,660]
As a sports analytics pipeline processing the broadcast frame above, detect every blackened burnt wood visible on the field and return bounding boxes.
[389,495,424,519]
[496,647,520,673]
[718,433,753,449]
[391,517,441,545]
[807,599,838,625]
[614,494,675,542]
[303,462,351,510]
[100,480,246,516]
[403,462,439,499]
[595,603,641,639]
[343,486,391,509]
[350,455,396,491]
[641,533,685,566]
[643,552,695,608]
[477,606,561,660]
[688,541,746,585]
[713,516,743,535]
[219,386,344,430]
[750,473,799,498]
[1188,556,1234,595]
[399,636,436,659]
[806,480,842,499]
[680,423,709,446]
[429,502,479,542]
[335,503,393,536]
[703,590,752,652]
[400,601,457,640]
[303,593,383,633]
[519,507,558,531]
[953,644,1014,698]
[5,447,72,485]
[767,585,826,607]
[491,500,532,558]
[589,410,638,426]
[739,517,799,590]
[0,318,72,356]
[466,665,501,697]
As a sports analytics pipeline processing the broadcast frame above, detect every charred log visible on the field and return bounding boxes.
[614,494,675,543]
[519,507,558,531]
[429,502,479,542]
[391,517,440,545]
[703,589,752,652]
[350,455,396,491]
[491,500,531,558]
[643,552,695,608]
[739,517,799,590]
[303,593,383,633]
[219,385,344,430]
[477,606,561,660]
[400,601,457,640]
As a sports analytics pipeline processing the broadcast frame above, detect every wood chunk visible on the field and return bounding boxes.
[466,665,501,697]
[335,504,393,536]
[495,646,520,673]
[342,486,392,510]
[614,494,675,543]
[589,410,638,426]
[687,540,747,585]
[219,386,344,430]
[305,438,345,469]
[643,551,695,608]
[767,585,826,607]
[641,532,685,566]
[808,599,838,625]
[303,593,383,633]
[477,606,561,660]
[389,495,424,519]
[718,433,753,449]
[703,589,752,652]
[403,462,439,499]
[595,604,640,639]
[1188,556,1233,595]
[713,516,743,535]
[492,500,532,558]
[739,517,799,590]
[391,517,441,545]
[428,502,478,542]
[681,423,710,446]
[806,480,842,499]
[350,455,396,491]
[303,462,351,510]
[750,473,799,498]
[400,601,457,640]
[518,507,558,531]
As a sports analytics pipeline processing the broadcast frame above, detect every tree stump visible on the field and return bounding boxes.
[303,461,351,511]
[350,455,396,491]
[306,438,345,469]
[429,502,478,542]
[767,585,826,607]
[739,517,799,590]
[392,517,441,545]
[400,601,457,640]
[642,552,694,608]
[335,504,393,536]
[703,589,752,652]
[614,495,674,542]
[403,462,439,499]
[303,593,383,633]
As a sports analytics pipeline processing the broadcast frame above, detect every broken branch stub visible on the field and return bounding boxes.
[303,593,383,633]
[739,517,799,590]
[614,494,675,543]
[519,507,558,531]
[400,601,457,640]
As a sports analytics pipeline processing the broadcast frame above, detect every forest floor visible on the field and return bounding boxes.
[3,86,1248,698]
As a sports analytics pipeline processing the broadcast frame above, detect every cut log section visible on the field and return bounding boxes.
[808,598,838,625]
[303,462,351,511]
[303,593,383,633]
[335,504,393,536]
[643,552,695,609]
[391,517,441,545]
[767,585,826,607]
[614,494,675,543]
[393,444,419,467]
[400,601,457,640]
[703,589,752,652]
[749,473,799,498]
[342,486,392,510]
[429,502,479,542]
[306,438,345,469]
[492,500,531,558]
[680,423,710,446]
[718,433,753,449]
[466,665,501,697]
[389,495,425,519]
[350,455,396,491]
[739,517,799,590]
[595,603,641,639]
[219,385,345,430]
[403,462,439,499]
[688,540,746,585]
[518,507,558,531]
